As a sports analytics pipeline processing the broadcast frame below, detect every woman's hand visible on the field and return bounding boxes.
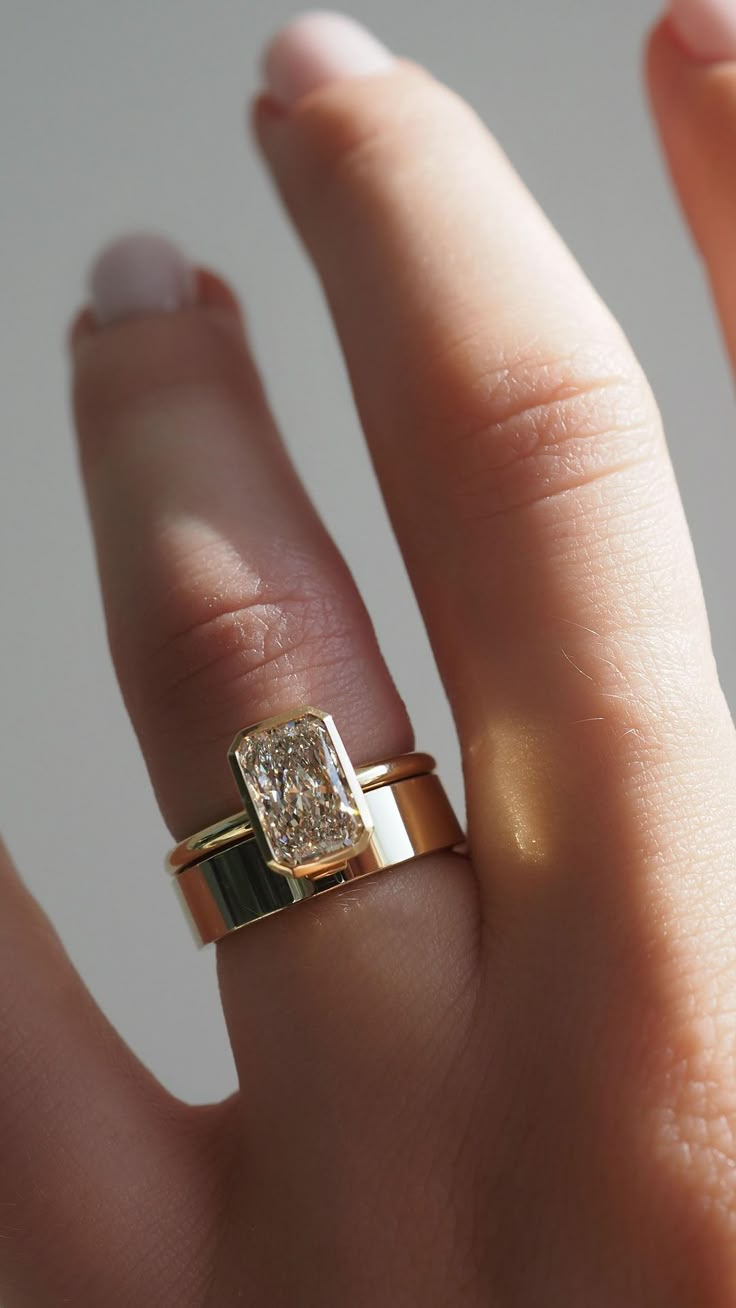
[3,8,736,1304]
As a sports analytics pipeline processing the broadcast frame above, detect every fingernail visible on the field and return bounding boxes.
[263,11,394,107]
[668,0,736,61]
[89,232,197,326]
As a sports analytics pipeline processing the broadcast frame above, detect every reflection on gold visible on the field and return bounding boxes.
[467,718,556,868]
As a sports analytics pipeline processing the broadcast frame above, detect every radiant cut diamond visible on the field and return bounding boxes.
[233,713,367,872]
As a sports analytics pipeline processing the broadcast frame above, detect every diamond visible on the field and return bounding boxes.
[232,712,369,873]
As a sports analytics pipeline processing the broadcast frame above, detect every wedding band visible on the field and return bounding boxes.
[167,706,463,945]
[167,750,436,872]
[175,772,462,944]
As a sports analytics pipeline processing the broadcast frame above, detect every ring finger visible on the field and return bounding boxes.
[71,230,477,1147]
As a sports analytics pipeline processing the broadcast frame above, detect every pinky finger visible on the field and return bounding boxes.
[0,837,217,1306]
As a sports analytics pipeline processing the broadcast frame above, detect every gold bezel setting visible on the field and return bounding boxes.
[227,708,375,878]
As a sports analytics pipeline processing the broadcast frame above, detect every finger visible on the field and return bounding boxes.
[647,5,736,366]
[255,15,736,901]
[0,837,214,1306]
[71,235,478,1186]
[75,234,412,834]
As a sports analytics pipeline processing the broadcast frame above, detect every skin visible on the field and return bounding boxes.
[3,14,736,1306]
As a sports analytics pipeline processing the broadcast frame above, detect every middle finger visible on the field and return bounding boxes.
[256,15,734,909]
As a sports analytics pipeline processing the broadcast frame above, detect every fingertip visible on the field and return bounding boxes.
[262,11,394,108]
[645,20,683,129]
[67,305,97,351]
[668,0,736,63]
[250,90,290,134]
[69,261,244,367]
[88,231,197,327]
[196,267,245,323]
[645,14,692,85]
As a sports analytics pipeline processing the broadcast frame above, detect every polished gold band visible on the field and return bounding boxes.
[167,750,436,874]
[175,772,463,945]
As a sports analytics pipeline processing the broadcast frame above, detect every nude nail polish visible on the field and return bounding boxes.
[669,0,736,62]
[263,11,394,106]
[89,232,197,326]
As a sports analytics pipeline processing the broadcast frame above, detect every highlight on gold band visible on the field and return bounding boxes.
[166,707,464,946]
[176,772,463,945]
[167,749,437,873]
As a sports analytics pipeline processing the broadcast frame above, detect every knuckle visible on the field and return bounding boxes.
[423,341,662,521]
[130,548,360,746]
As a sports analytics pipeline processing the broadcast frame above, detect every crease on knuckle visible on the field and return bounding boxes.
[426,341,661,522]
[138,566,357,735]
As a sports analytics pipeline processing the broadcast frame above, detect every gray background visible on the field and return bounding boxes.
[2,0,733,1105]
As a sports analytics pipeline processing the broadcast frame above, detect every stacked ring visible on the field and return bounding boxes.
[166,707,464,945]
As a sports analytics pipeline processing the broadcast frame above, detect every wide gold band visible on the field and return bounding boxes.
[175,773,463,945]
[166,750,436,873]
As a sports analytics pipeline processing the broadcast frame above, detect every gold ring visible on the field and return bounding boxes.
[167,707,463,945]
[167,750,436,872]
[175,773,463,944]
